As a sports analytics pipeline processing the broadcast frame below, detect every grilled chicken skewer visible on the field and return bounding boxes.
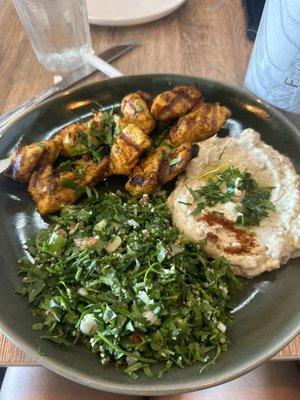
[109,124,152,175]
[125,99,231,196]
[110,86,203,178]
[169,102,231,146]
[29,156,110,215]
[4,111,112,182]
[151,85,203,122]
[55,111,110,158]
[125,140,198,195]
[119,91,156,134]
[3,86,232,213]
[4,110,115,214]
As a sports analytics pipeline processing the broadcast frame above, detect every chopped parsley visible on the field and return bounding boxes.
[55,160,73,172]
[77,131,102,161]
[89,109,119,147]
[75,165,86,179]
[169,156,182,166]
[135,103,144,113]
[151,128,169,148]
[76,110,120,161]
[61,179,86,194]
[188,166,275,226]
[18,191,241,379]
[236,176,275,226]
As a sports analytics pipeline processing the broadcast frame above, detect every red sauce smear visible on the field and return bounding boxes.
[198,212,257,255]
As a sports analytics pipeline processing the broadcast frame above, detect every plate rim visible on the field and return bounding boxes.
[0,74,299,395]
[1,74,300,142]
[87,0,186,27]
[0,313,299,395]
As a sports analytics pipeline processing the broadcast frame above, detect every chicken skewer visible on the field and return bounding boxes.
[169,102,231,146]
[119,91,156,134]
[4,110,117,214]
[28,156,110,215]
[4,111,114,182]
[109,91,157,175]
[4,139,61,183]
[3,85,231,213]
[125,100,231,195]
[109,87,210,179]
[125,140,198,195]
[151,85,203,122]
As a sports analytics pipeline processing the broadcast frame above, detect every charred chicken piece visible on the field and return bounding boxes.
[120,91,156,134]
[125,142,169,194]
[110,124,152,176]
[4,139,60,183]
[3,111,111,183]
[125,140,197,195]
[28,156,110,215]
[55,111,109,157]
[151,85,203,122]
[169,102,231,146]
[28,165,78,216]
[158,142,199,185]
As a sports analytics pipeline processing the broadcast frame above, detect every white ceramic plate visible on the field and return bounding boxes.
[87,0,186,27]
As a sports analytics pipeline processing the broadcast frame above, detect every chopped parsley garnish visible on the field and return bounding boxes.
[18,191,241,379]
[77,131,101,161]
[56,160,73,172]
[169,156,181,166]
[236,176,275,226]
[75,165,86,179]
[135,103,144,113]
[76,110,120,161]
[61,179,86,194]
[188,166,275,226]
[151,128,169,148]
[56,162,86,180]
[89,109,119,147]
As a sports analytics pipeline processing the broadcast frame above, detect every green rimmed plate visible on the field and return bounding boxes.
[0,74,299,395]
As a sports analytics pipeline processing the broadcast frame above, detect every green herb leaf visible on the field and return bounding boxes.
[43,232,67,254]
[156,242,167,263]
[135,104,144,113]
[188,166,275,226]
[61,179,86,194]
[169,156,181,166]
[33,323,44,331]
[56,160,73,172]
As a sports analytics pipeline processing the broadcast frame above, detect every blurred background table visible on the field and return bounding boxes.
[0,0,299,365]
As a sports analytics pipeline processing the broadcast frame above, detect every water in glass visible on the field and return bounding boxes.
[12,0,92,74]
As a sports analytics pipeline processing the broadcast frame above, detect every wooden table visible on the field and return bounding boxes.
[0,0,299,365]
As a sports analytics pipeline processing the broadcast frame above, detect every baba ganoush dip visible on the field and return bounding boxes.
[167,128,300,277]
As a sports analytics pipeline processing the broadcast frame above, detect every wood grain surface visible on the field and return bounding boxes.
[1,362,299,399]
[0,0,299,365]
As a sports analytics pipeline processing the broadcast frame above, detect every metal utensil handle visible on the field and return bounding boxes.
[0,86,59,131]
[0,40,138,132]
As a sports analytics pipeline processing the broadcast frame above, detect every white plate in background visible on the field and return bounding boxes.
[87,0,186,27]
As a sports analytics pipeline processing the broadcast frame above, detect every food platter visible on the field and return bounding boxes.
[0,75,299,395]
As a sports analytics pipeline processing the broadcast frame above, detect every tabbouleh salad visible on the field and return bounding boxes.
[18,190,241,379]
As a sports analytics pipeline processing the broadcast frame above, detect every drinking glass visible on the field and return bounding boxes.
[12,0,93,75]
